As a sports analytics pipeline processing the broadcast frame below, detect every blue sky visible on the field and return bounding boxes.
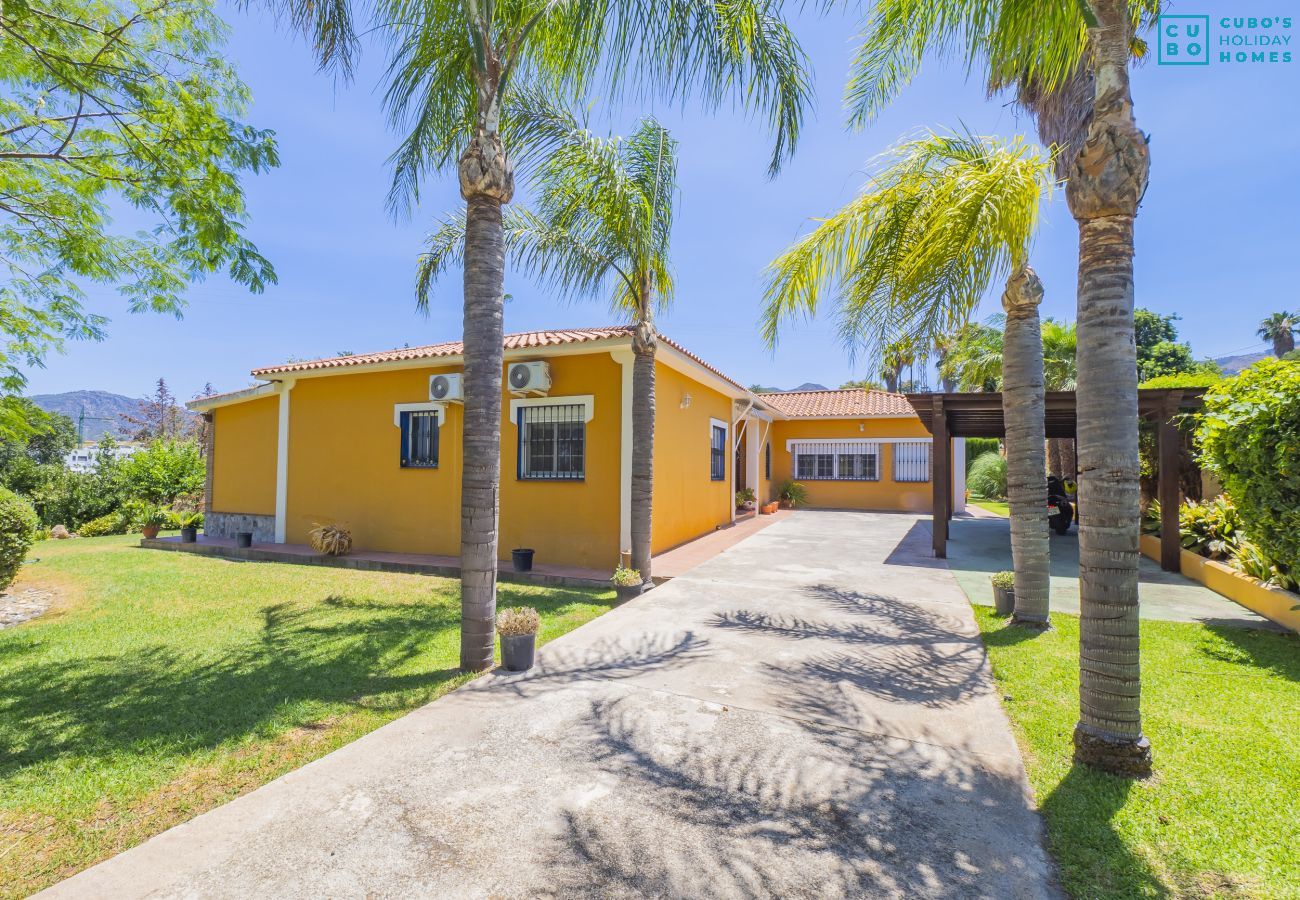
[30,1,1300,400]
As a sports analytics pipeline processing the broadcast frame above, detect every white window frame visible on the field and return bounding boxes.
[709,417,728,481]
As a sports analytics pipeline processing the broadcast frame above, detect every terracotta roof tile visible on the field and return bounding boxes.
[760,389,914,418]
[249,326,748,392]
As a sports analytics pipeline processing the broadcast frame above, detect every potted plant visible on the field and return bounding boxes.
[991,570,1016,615]
[309,523,352,556]
[611,565,645,602]
[497,606,540,672]
[735,487,757,511]
[178,512,203,543]
[760,499,780,515]
[511,547,535,572]
[139,507,170,540]
[777,479,808,509]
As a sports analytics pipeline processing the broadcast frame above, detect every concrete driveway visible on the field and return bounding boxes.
[43,511,1058,899]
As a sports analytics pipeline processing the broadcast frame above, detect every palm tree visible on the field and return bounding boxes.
[1062,0,1153,776]
[761,130,1053,625]
[420,110,676,586]
[879,340,916,393]
[269,0,811,671]
[941,320,1005,392]
[843,0,1159,776]
[1041,318,1078,477]
[1257,311,1299,358]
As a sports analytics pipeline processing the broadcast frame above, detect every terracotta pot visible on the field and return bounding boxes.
[141,524,161,540]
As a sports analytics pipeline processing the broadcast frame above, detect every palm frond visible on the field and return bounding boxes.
[762,128,1052,360]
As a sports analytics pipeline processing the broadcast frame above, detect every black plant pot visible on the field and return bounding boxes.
[180,526,198,543]
[511,548,534,572]
[236,532,253,549]
[614,582,645,603]
[993,584,1015,616]
[500,633,536,672]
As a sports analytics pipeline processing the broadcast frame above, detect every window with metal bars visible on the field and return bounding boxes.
[399,410,439,468]
[893,442,931,482]
[518,404,585,480]
[791,441,880,481]
[710,424,726,480]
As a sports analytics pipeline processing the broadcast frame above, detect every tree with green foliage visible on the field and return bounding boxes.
[0,399,76,495]
[114,439,204,505]
[1197,359,1300,579]
[1256,311,1299,358]
[842,0,1161,772]
[122,378,189,442]
[420,110,678,585]
[268,0,812,672]
[839,377,884,391]
[762,129,1054,626]
[1133,308,1216,382]
[0,0,278,436]
[940,320,1004,392]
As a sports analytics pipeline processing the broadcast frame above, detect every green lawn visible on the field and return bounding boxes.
[975,608,1300,899]
[970,499,1009,516]
[1,535,616,897]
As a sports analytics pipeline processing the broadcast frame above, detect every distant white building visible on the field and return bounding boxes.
[64,441,142,473]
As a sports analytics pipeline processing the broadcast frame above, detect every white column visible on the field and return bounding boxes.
[745,416,760,505]
[274,379,295,543]
[952,437,967,514]
[610,350,634,551]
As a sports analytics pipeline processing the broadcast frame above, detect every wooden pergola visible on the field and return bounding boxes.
[904,388,1207,571]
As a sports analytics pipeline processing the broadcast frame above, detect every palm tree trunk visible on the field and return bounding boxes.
[630,304,656,584]
[1047,439,1065,477]
[457,128,514,672]
[1001,264,1050,626]
[1066,0,1152,776]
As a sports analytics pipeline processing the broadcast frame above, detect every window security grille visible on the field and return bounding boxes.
[519,404,585,480]
[400,410,439,468]
[790,441,880,481]
[710,424,727,481]
[893,442,932,483]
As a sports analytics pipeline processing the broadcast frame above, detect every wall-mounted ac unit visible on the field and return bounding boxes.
[508,360,551,395]
[429,373,464,402]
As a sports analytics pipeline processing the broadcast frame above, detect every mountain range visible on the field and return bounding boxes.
[29,390,148,441]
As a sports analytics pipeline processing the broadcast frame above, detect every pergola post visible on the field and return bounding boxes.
[932,396,949,558]
[1157,396,1183,572]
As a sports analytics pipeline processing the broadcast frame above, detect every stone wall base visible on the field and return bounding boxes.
[205,512,275,543]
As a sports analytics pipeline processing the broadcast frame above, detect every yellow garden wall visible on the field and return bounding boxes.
[769,417,933,512]
[1139,534,1300,633]
[651,360,733,553]
[211,396,278,515]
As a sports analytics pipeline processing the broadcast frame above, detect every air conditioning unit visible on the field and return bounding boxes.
[508,360,551,395]
[429,373,464,402]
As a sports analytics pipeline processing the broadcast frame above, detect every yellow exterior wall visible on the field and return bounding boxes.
[651,360,733,553]
[769,417,933,512]
[280,352,623,570]
[211,396,278,515]
[285,366,463,557]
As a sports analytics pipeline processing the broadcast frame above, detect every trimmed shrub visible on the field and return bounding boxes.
[1196,359,1300,575]
[76,513,130,538]
[967,451,1007,500]
[964,438,1001,473]
[0,486,39,591]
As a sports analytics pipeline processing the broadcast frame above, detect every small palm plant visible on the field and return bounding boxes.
[421,106,678,588]
[762,129,1054,627]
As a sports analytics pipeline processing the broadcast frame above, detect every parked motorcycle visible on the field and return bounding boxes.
[1047,475,1076,535]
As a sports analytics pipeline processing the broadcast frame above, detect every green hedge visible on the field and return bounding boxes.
[1196,359,1300,575]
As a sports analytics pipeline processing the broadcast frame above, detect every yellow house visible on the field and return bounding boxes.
[190,326,964,571]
